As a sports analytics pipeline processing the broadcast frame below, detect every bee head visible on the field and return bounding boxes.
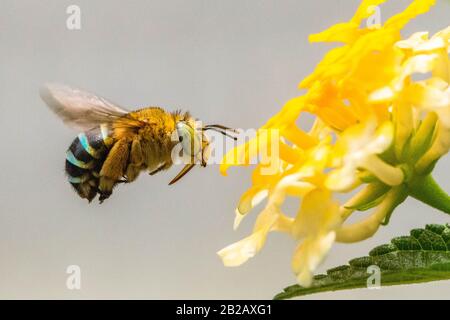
[175,120,206,165]
[174,116,238,167]
[169,114,238,185]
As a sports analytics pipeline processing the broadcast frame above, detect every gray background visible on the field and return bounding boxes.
[0,0,449,299]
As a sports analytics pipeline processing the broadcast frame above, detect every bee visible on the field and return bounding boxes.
[40,83,236,203]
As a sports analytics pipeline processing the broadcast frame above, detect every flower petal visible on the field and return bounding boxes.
[217,228,269,267]
[292,232,336,287]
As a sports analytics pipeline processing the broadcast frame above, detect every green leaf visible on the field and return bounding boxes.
[274,223,450,300]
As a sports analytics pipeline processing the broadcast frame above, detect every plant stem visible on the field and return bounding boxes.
[407,175,450,214]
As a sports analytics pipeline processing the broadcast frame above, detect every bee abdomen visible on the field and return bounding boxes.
[65,125,113,202]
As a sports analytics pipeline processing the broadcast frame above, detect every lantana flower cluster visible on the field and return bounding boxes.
[218,0,449,287]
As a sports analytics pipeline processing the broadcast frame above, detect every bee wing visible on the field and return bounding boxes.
[40,83,130,131]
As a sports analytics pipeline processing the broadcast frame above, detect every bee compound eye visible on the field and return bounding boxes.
[179,136,183,142]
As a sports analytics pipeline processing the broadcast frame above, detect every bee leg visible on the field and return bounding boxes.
[125,137,144,182]
[98,189,112,204]
[99,138,130,201]
[149,162,171,176]
[149,164,164,175]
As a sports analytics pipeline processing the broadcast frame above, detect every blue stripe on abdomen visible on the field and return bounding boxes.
[66,150,94,169]
[67,174,89,183]
[78,133,101,159]
[65,126,113,202]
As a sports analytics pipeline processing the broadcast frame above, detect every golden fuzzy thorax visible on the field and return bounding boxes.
[97,107,192,201]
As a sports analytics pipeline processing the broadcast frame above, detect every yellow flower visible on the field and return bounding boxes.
[291,188,340,287]
[218,0,449,287]
[326,119,400,192]
[218,142,331,267]
[370,26,450,173]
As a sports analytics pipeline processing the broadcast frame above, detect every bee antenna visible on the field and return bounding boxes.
[203,124,239,134]
[202,127,238,140]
